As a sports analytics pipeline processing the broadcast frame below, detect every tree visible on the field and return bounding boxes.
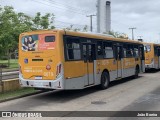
[0,6,55,67]
[65,24,74,31]
[104,30,128,39]
[83,25,88,32]
[0,6,23,65]
[32,12,55,30]
[64,25,88,32]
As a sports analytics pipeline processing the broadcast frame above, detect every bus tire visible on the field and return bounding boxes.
[134,66,139,78]
[99,72,110,90]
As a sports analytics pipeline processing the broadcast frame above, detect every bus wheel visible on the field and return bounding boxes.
[134,66,139,78]
[100,72,110,90]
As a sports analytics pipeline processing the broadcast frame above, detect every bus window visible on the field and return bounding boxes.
[45,36,55,42]
[154,46,158,56]
[123,44,127,58]
[103,42,114,59]
[126,44,134,58]
[134,45,139,57]
[83,45,87,62]
[65,37,81,60]
[97,41,103,59]
[88,45,96,62]
[158,48,160,56]
[144,45,151,52]
[140,46,145,60]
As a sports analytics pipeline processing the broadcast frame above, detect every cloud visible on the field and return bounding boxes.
[1,0,160,42]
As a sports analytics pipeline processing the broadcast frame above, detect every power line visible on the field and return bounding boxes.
[2,0,97,31]
[55,20,91,27]
[2,5,94,31]
[44,0,93,14]
[32,0,92,16]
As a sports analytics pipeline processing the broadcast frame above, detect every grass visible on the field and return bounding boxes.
[0,59,18,70]
[0,88,38,101]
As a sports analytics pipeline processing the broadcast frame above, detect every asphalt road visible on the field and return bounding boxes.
[0,70,160,120]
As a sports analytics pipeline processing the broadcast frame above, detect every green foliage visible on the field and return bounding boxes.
[32,12,55,30]
[83,25,88,32]
[64,25,88,32]
[0,6,55,66]
[104,30,129,39]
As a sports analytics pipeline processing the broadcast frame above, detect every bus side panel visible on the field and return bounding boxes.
[123,58,135,78]
[98,59,117,82]
[63,61,86,89]
[141,60,145,72]
[145,44,154,66]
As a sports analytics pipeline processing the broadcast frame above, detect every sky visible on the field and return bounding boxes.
[1,0,160,43]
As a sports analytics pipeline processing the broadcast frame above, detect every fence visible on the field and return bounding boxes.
[0,65,19,92]
[0,67,2,86]
[0,65,18,79]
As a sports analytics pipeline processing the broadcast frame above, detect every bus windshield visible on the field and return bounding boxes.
[21,34,55,52]
[144,44,151,52]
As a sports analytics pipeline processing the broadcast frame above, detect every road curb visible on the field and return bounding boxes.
[0,90,47,103]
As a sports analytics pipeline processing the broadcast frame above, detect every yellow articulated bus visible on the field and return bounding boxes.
[144,43,160,70]
[19,30,145,90]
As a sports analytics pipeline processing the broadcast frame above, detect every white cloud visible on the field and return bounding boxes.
[1,0,160,43]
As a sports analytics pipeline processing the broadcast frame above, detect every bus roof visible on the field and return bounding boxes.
[143,42,160,46]
[20,29,143,44]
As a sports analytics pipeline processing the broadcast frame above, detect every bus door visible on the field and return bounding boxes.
[140,46,145,72]
[83,44,96,86]
[158,48,160,68]
[116,45,123,78]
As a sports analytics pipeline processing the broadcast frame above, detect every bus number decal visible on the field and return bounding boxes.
[44,72,54,77]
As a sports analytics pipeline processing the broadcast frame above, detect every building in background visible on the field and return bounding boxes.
[97,0,111,33]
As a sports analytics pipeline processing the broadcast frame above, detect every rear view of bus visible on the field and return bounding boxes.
[19,30,63,90]
[144,43,160,70]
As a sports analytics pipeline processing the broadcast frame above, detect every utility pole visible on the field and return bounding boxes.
[87,14,96,32]
[129,27,136,40]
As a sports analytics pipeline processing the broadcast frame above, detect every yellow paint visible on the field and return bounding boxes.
[19,30,143,84]
[144,43,160,65]
[64,61,85,78]
[144,43,154,64]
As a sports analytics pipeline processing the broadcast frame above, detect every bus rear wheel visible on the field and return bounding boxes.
[99,72,110,90]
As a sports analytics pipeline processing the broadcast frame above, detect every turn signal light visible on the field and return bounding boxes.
[56,64,62,76]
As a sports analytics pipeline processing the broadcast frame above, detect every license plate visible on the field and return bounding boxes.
[35,76,43,80]
[34,82,43,87]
